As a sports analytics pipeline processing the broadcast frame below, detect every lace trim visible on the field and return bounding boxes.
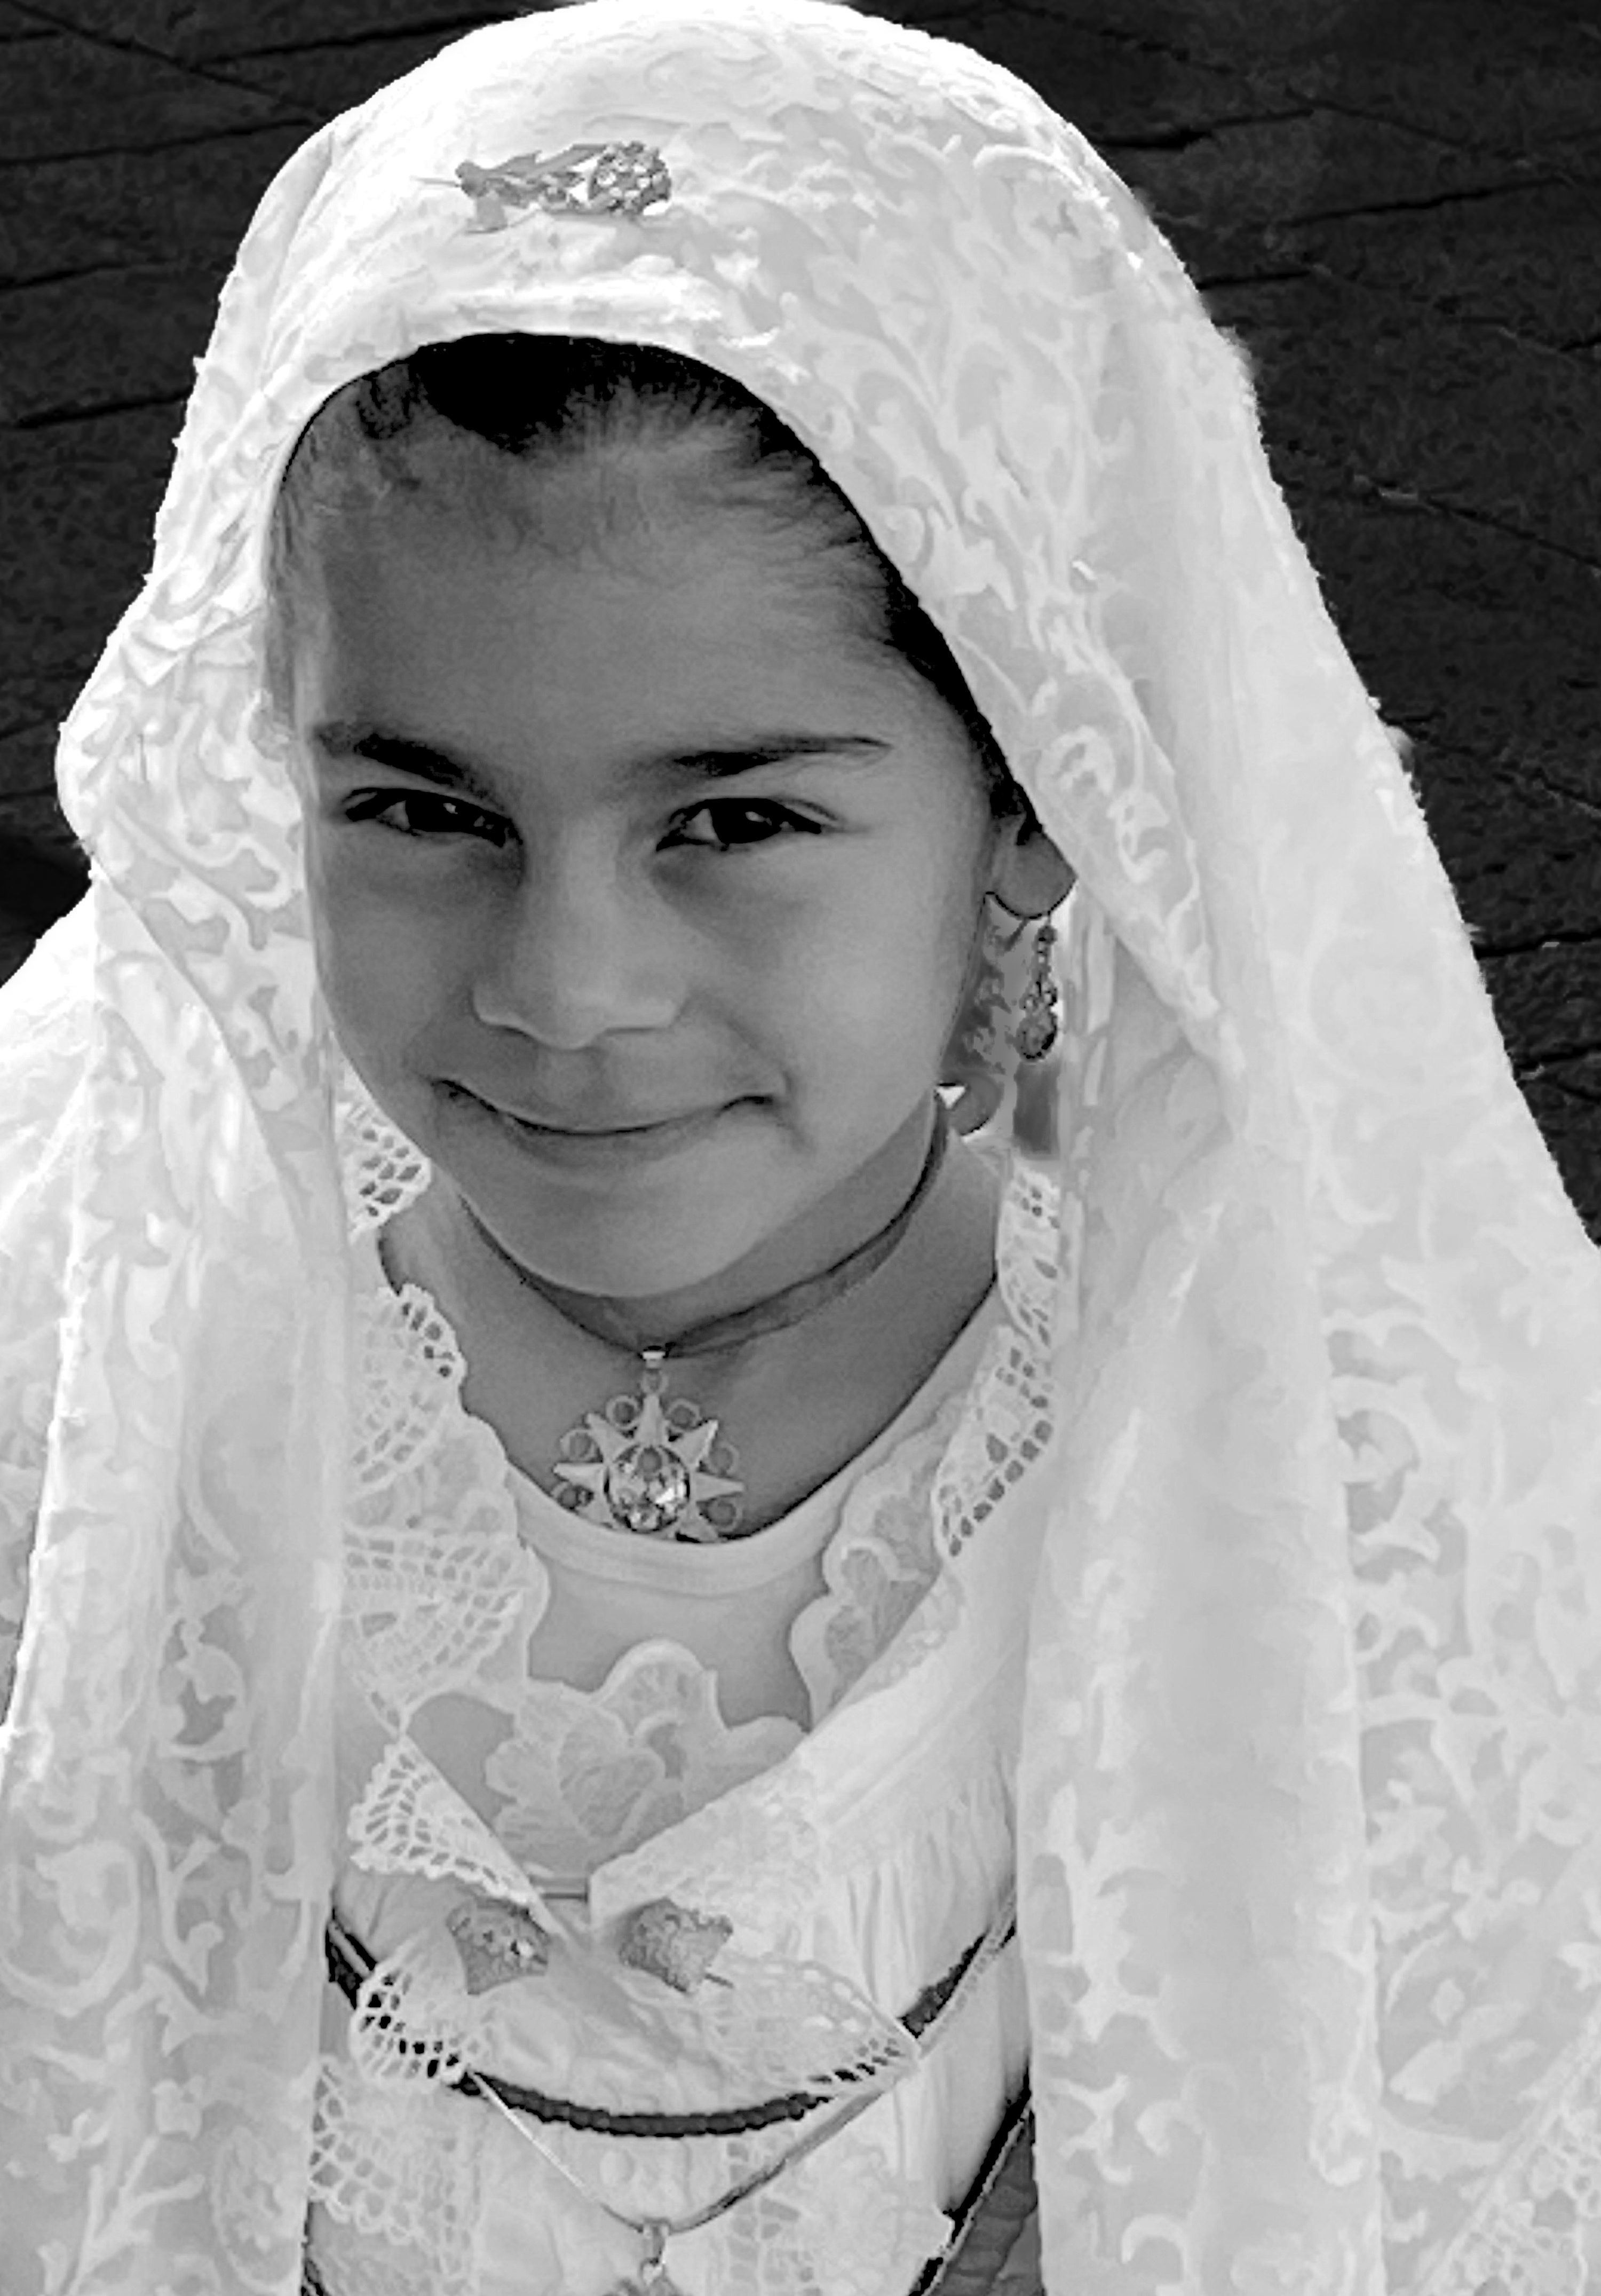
[350,1281,470,1496]
[344,1907,931,2120]
[790,1398,961,1714]
[347,1734,553,1918]
[1424,1988,1601,2293]
[994,1153,1062,1354]
[308,2055,481,2296]
[338,1084,431,1241]
[934,1323,1056,1567]
[340,1407,548,1737]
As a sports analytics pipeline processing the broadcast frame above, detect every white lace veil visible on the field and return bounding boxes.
[5,1,1601,2287]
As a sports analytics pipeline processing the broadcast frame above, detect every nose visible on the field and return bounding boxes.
[469,846,683,1050]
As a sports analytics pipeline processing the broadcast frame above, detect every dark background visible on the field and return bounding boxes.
[3,0,1598,1224]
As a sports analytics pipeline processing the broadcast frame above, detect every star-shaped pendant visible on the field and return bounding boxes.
[552,1384,744,1540]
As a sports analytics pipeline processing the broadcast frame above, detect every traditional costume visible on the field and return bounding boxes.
[5,3,1601,2290]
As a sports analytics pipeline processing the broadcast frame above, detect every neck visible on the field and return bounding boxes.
[453,1100,945,1356]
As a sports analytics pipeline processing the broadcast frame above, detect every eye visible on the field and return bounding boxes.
[344,791,511,846]
[669,800,820,852]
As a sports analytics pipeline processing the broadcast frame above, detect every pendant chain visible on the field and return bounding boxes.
[470,1884,1017,2291]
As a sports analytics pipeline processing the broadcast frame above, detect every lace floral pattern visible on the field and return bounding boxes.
[341,1470,544,1735]
[484,1651,805,1877]
[346,1734,553,1918]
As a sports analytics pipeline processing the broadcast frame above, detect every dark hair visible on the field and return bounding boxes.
[263,333,1022,818]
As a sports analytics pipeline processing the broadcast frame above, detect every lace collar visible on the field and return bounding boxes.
[329,1069,1062,1936]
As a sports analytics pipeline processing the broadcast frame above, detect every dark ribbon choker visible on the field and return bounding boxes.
[462,1100,952,1541]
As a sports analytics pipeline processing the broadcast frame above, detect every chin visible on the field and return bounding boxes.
[472,1161,772,1301]
[500,1213,759,1305]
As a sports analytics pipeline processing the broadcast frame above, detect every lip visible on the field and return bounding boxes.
[452,1086,735,1171]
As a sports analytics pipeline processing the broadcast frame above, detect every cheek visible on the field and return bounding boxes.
[304,842,459,1053]
[770,854,977,1069]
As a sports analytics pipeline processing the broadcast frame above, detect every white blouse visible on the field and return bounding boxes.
[306,1128,1060,2296]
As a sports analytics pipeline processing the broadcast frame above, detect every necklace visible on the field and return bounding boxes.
[456,1883,1017,2294]
[459,1101,952,1542]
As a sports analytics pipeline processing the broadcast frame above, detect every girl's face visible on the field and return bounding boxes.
[292,473,1040,1306]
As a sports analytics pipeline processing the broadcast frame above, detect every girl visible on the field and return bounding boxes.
[4,3,1601,2291]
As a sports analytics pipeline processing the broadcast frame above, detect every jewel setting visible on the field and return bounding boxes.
[617,1898,734,1995]
[447,1896,552,1996]
[454,140,672,231]
[551,1360,744,1540]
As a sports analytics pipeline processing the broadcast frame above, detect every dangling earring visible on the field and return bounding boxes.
[940,904,1010,1136]
[1011,920,1059,1062]
[940,904,1059,1135]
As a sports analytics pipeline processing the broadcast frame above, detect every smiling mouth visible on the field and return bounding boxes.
[515,1115,703,1136]
[457,1087,733,1137]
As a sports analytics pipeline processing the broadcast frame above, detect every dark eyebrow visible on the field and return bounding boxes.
[309,720,893,801]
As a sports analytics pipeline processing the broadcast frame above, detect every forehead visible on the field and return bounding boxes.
[297,483,916,737]
[288,487,974,811]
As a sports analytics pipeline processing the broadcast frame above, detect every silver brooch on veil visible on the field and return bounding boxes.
[446,141,673,232]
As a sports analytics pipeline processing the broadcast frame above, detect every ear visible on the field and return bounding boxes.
[986,799,1075,920]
